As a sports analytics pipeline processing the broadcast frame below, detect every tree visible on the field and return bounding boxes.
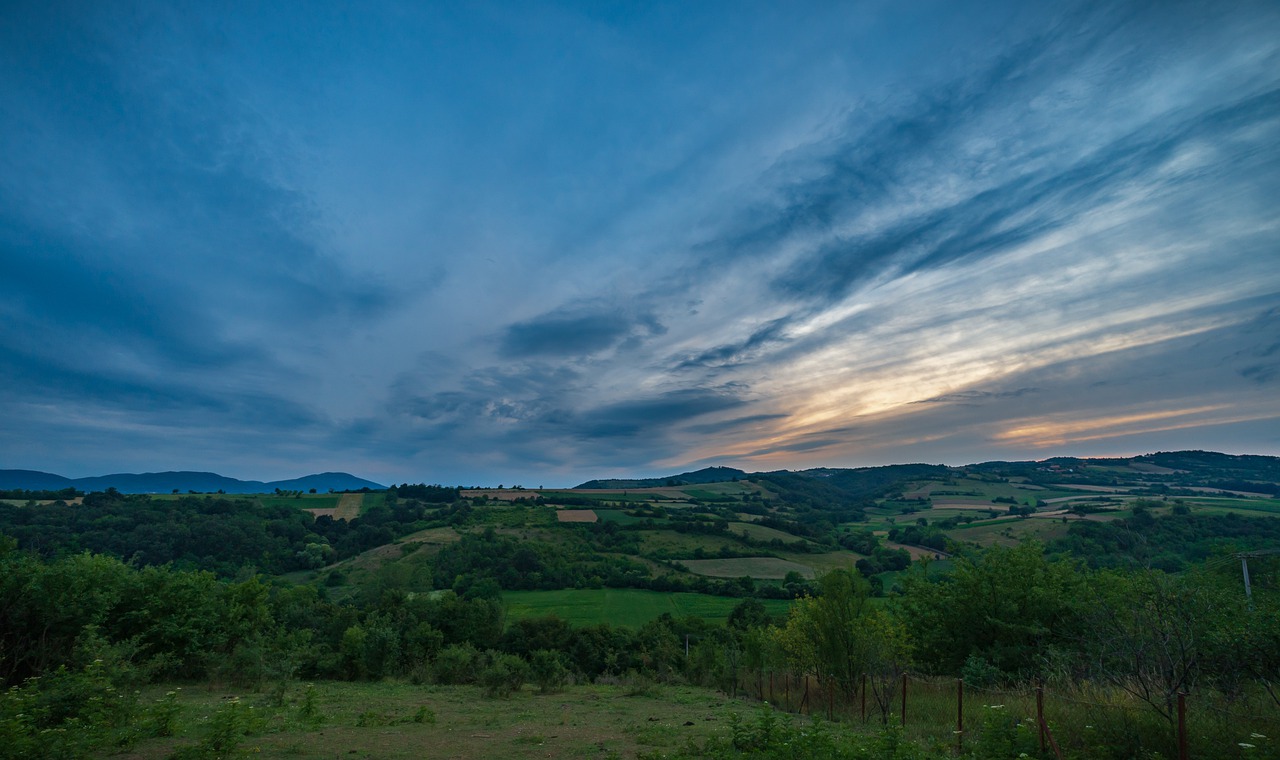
[897,542,1082,678]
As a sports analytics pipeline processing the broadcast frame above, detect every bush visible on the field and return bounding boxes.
[432,643,481,685]
[529,650,569,694]
[479,652,528,699]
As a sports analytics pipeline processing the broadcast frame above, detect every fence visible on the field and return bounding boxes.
[734,669,1280,759]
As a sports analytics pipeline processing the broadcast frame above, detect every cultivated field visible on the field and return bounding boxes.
[555,509,598,523]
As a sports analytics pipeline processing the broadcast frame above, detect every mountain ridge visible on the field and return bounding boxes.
[0,469,385,494]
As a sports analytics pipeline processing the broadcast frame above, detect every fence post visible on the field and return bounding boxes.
[901,672,908,726]
[1037,686,1046,753]
[769,670,774,705]
[1178,692,1188,760]
[861,673,867,722]
[956,679,964,754]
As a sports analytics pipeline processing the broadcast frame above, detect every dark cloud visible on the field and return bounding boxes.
[500,306,665,358]
[673,317,793,370]
[572,388,748,439]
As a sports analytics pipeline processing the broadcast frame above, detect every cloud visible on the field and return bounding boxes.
[499,305,665,359]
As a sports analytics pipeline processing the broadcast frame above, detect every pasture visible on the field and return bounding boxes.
[503,588,792,627]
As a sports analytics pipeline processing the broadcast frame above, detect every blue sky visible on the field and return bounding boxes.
[2,0,1278,486]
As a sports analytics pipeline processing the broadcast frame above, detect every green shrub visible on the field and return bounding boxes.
[479,652,528,698]
[529,650,569,694]
[432,643,481,685]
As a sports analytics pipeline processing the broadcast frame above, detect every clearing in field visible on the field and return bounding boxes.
[555,509,598,523]
[503,588,792,627]
[304,493,362,521]
[680,557,816,579]
[334,493,362,520]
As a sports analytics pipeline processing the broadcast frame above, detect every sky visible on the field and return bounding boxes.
[2,1,1279,487]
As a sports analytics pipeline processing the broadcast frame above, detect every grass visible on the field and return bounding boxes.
[257,494,341,510]
[727,521,815,544]
[774,549,865,574]
[948,518,1076,547]
[503,588,792,627]
[637,529,747,556]
[116,681,769,760]
[595,509,649,525]
[680,557,817,579]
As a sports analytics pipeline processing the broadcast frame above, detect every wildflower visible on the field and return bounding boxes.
[1251,733,1266,739]
[1239,743,1255,749]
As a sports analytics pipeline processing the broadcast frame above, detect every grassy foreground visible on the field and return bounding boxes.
[118,680,767,759]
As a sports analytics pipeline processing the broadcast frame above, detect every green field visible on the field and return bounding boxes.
[727,521,813,544]
[680,556,816,579]
[636,529,745,556]
[258,494,341,510]
[503,588,792,627]
[594,508,649,525]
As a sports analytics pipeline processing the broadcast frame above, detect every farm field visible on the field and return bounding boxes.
[680,556,816,579]
[726,520,814,544]
[773,549,863,574]
[950,517,1078,547]
[503,588,792,627]
[636,529,746,556]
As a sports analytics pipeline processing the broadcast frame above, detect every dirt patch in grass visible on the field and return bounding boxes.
[556,509,598,523]
[303,507,339,519]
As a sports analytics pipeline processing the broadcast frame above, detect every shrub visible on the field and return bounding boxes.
[479,652,528,699]
[432,643,481,685]
[529,650,569,694]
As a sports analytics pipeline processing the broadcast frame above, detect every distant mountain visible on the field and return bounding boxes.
[0,469,385,494]
[0,469,76,491]
[575,466,747,489]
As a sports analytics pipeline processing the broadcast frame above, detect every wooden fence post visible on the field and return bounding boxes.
[861,673,867,722]
[901,672,907,726]
[1037,686,1046,753]
[1178,692,1189,760]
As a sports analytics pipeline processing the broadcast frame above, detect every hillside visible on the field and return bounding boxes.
[0,469,385,494]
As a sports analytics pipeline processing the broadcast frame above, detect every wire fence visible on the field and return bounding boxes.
[733,668,1280,758]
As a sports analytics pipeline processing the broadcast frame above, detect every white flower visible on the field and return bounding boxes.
[1250,733,1266,739]
[1239,743,1255,749]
